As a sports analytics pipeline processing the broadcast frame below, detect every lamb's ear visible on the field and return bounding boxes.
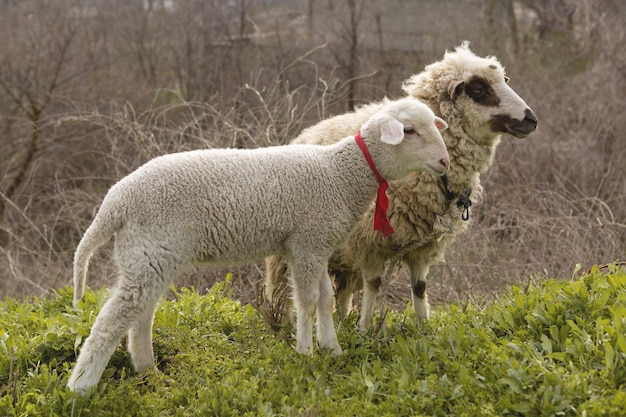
[379,118,405,145]
[449,80,465,101]
[434,116,448,131]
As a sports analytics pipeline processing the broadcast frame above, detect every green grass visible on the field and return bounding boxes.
[1,265,626,416]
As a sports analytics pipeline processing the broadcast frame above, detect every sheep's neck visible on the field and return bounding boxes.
[441,173,472,221]
[354,132,394,238]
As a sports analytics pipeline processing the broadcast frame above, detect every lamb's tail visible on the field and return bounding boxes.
[73,198,124,307]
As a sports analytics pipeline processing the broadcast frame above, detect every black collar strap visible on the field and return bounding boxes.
[441,174,472,221]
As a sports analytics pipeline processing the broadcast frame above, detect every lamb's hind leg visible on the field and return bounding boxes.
[68,282,145,393]
[290,257,340,355]
[127,282,167,374]
[408,261,431,321]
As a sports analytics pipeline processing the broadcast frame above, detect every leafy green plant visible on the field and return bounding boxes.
[1,264,625,416]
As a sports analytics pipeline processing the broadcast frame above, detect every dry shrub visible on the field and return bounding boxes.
[336,2,626,312]
[0,1,624,314]
[414,4,626,308]
[0,67,346,301]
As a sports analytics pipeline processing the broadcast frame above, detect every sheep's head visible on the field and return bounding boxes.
[402,42,538,147]
[360,98,450,180]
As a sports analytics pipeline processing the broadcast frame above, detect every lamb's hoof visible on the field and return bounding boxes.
[295,343,314,356]
[357,316,373,334]
[317,341,342,356]
[136,364,160,375]
[67,380,96,396]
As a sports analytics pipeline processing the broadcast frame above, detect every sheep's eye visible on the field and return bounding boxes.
[403,127,416,135]
[470,85,485,96]
[504,76,510,84]
[466,76,500,106]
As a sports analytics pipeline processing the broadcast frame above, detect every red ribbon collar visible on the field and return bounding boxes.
[354,131,394,237]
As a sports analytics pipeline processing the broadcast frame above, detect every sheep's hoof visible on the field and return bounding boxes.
[413,304,430,322]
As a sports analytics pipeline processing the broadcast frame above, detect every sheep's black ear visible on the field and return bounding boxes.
[379,118,405,145]
[449,80,465,101]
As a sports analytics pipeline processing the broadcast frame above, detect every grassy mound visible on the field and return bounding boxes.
[1,265,625,416]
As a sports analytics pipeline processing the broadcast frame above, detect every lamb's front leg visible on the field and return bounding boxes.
[316,272,342,355]
[290,258,322,355]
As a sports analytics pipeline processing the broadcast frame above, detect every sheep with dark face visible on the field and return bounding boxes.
[265,42,538,331]
[67,98,449,393]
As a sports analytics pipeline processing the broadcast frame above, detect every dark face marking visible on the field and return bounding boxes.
[412,280,426,299]
[465,76,501,107]
[452,82,465,100]
[489,108,538,138]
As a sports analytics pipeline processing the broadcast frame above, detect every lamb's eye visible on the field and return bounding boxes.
[504,76,510,84]
[403,127,416,135]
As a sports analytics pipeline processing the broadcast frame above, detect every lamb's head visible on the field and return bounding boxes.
[360,98,450,180]
[402,42,538,146]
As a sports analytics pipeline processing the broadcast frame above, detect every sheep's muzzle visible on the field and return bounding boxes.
[491,108,538,138]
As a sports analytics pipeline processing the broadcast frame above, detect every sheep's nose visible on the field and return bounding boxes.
[523,108,538,131]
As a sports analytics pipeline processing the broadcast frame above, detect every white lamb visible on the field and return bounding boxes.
[265,42,538,331]
[67,98,449,393]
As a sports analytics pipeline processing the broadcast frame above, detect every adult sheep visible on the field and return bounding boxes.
[67,98,449,393]
[265,42,538,331]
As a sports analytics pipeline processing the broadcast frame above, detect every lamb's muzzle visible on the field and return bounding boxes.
[436,157,450,173]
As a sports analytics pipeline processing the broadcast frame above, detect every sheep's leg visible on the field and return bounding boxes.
[408,262,431,321]
[334,270,362,319]
[335,289,353,319]
[264,255,295,322]
[357,264,385,333]
[68,283,144,393]
[316,273,342,355]
[359,262,385,333]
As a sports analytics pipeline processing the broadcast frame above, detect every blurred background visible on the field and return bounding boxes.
[0,0,624,310]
